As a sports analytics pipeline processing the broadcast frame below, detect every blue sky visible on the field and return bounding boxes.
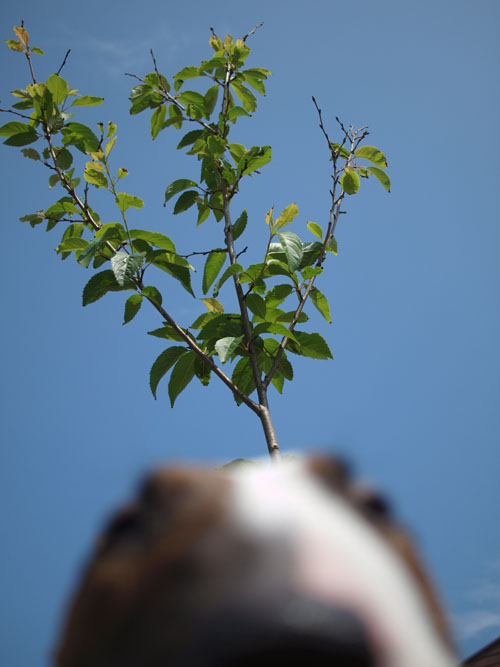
[1,0,499,663]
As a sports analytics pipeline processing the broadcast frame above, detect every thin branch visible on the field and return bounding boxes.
[0,107,37,121]
[242,21,264,43]
[56,49,71,76]
[180,247,227,259]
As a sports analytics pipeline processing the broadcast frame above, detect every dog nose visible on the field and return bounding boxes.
[190,593,375,666]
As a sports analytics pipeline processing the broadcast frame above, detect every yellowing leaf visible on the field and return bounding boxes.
[201,298,224,313]
[5,39,24,52]
[276,203,298,229]
[265,207,274,225]
[13,26,29,47]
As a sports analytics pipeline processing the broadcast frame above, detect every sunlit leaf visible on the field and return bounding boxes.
[110,251,146,286]
[310,287,332,323]
[366,166,391,192]
[354,145,388,168]
[201,298,224,313]
[215,335,244,363]
[115,192,144,212]
[276,203,298,230]
[70,95,103,107]
[341,169,360,195]
[277,231,303,272]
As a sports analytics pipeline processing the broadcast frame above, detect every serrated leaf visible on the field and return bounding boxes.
[233,209,247,241]
[173,190,198,214]
[341,169,360,195]
[276,203,298,230]
[307,221,323,240]
[246,293,267,319]
[164,178,198,204]
[129,229,175,252]
[277,231,303,272]
[111,251,145,286]
[149,346,187,399]
[366,166,391,192]
[168,351,196,407]
[70,95,104,107]
[288,331,333,360]
[265,284,293,307]
[310,287,332,323]
[123,294,143,324]
[213,263,242,298]
[142,285,163,306]
[82,270,135,306]
[115,192,144,212]
[201,298,224,313]
[215,335,244,363]
[202,251,226,294]
[354,145,388,168]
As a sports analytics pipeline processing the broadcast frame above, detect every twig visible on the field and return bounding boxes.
[56,49,71,76]
[180,248,227,259]
[242,21,264,43]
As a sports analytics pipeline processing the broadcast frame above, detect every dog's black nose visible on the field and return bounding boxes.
[190,593,375,666]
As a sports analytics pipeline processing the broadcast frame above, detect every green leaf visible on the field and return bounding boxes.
[354,145,388,168]
[178,90,205,109]
[164,178,198,204]
[55,148,73,170]
[202,251,226,294]
[55,237,88,254]
[213,263,242,298]
[152,258,195,297]
[168,351,196,406]
[115,193,144,212]
[204,85,219,117]
[129,84,162,115]
[231,80,257,112]
[84,163,108,188]
[77,240,102,268]
[5,39,24,52]
[141,285,163,306]
[62,122,100,153]
[71,95,104,107]
[253,322,297,342]
[265,284,293,307]
[0,121,32,137]
[330,143,350,159]
[148,325,187,342]
[173,66,201,80]
[82,270,135,306]
[228,143,246,163]
[241,72,265,95]
[197,203,210,226]
[123,294,143,324]
[232,357,256,404]
[276,203,298,230]
[215,335,244,363]
[246,293,267,319]
[310,287,332,323]
[129,229,175,252]
[288,331,333,360]
[31,46,44,56]
[341,169,360,195]
[366,166,391,192]
[194,355,211,386]
[0,121,38,146]
[326,236,338,255]
[95,222,126,242]
[149,346,187,399]
[233,209,247,241]
[307,221,323,240]
[241,145,272,176]
[21,147,40,160]
[201,298,224,313]
[177,129,204,150]
[151,105,166,140]
[173,190,198,214]
[277,231,303,272]
[46,74,68,105]
[110,251,145,286]
[228,106,250,123]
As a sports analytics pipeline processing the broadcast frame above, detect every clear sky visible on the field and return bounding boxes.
[1,0,499,664]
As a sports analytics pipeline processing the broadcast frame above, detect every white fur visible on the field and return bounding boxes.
[229,460,455,667]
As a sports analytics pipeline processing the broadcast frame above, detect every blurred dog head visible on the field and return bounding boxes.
[56,456,456,667]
